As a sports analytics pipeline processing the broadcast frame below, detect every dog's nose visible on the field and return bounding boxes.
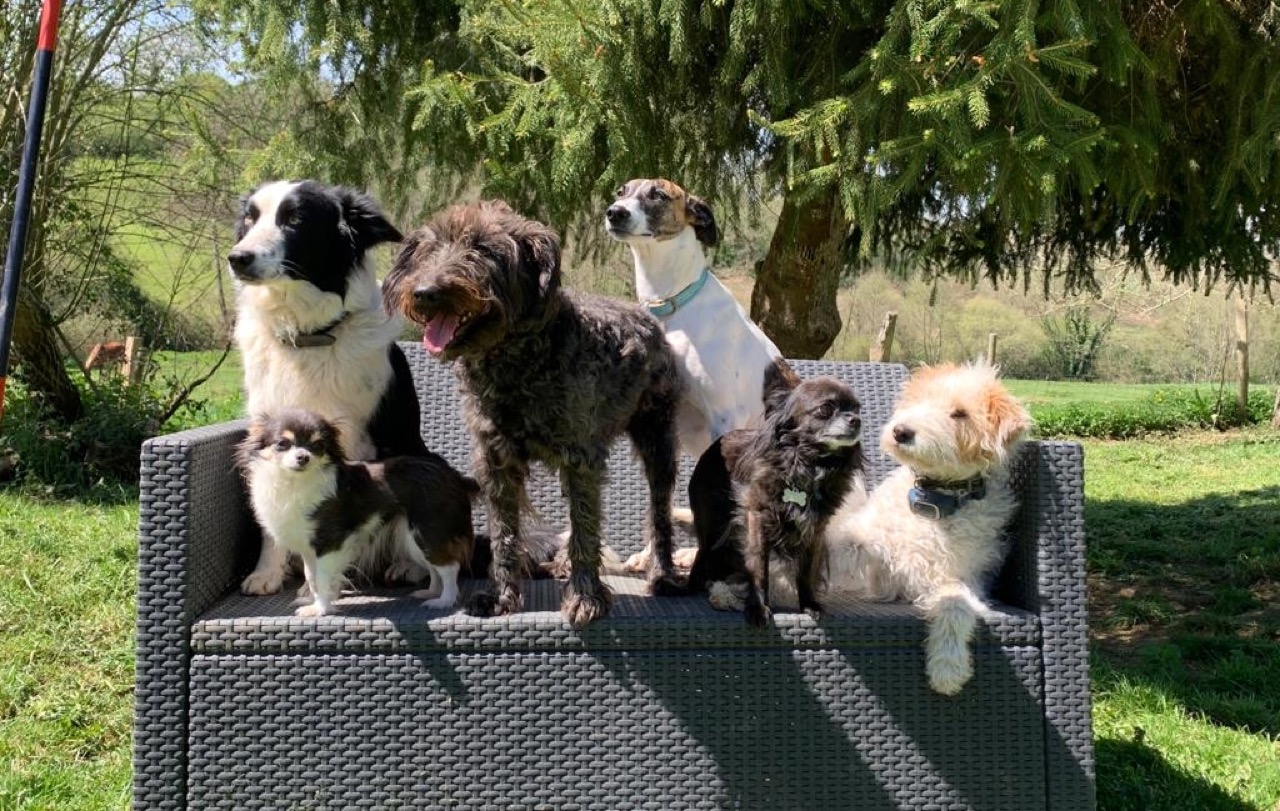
[413,287,442,307]
[605,205,629,225]
[227,250,254,274]
[892,425,915,444]
[294,450,311,468]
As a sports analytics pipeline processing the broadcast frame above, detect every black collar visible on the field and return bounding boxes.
[908,474,987,520]
[280,312,348,348]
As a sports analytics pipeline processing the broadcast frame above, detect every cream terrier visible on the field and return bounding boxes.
[823,361,1032,694]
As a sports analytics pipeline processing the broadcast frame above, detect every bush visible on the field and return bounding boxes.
[1033,388,1275,439]
[1,370,206,490]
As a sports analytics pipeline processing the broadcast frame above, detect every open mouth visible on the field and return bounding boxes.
[422,308,480,356]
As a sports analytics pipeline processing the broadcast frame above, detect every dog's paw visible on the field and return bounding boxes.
[562,576,613,629]
[546,546,573,580]
[410,586,442,601]
[799,597,824,620]
[465,586,522,618]
[647,574,684,597]
[622,549,650,574]
[241,569,284,596]
[294,602,329,618]
[927,653,974,696]
[672,546,698,570]
[744,600,773,628]
[707,581,744,612]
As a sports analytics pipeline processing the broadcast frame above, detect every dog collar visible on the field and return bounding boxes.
[645,267,710,318]
[281,312,349,348]
[908,475,987,520]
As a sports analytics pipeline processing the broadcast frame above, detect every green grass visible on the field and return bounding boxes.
[1005,379,1241,407]
[2,365,1279,809]
[0,485,137,811]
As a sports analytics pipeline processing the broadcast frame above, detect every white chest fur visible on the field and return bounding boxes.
[245,459,337,555]
[627,230,784,455]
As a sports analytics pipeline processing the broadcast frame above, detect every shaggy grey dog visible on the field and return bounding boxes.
[383,200,684,628]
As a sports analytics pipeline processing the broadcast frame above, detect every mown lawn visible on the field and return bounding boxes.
[0,379,1278,809]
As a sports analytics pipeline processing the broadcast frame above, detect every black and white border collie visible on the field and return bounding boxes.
[228,180,427,596]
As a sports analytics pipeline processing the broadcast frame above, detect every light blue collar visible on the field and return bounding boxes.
[645,267,710,318]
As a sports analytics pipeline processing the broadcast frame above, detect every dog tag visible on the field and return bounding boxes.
[782,488,808,507]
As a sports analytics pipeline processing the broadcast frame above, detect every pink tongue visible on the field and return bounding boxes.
[423,313,461,356]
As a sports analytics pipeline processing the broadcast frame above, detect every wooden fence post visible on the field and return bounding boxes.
[986,332,998,366]
[870,311,897,363]
[1235,295,1249,421]
[123,335,141,384]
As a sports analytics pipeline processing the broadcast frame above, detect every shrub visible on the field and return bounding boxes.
[1,370,206,490]
[1033,388,1275,439]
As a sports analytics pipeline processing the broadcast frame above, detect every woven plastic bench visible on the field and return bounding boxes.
[135,344,1094,810]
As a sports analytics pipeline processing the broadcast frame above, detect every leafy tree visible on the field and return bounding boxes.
[203,0,1280,357]
[1,1,237,423]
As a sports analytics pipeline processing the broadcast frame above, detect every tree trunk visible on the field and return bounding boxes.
[750,187,846,358]
[11,287,83,423]
[1271,386,1280,430]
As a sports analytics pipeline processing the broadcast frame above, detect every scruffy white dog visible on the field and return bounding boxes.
[824,361,1032,694]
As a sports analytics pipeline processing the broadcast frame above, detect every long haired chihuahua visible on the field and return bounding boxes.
[238,409,478,616]
[680,377,864,626]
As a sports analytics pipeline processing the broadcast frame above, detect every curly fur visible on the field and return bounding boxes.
[383,200,685,628]
[824,362,1032,694]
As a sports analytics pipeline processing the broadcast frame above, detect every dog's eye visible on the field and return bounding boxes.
[615,185,626,198]
[274,439,292,451]
[951,408,968,420]
[648,187,668,201]
[813,403,835,420]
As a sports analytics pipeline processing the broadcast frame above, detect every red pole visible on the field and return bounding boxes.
[0,0,64,426]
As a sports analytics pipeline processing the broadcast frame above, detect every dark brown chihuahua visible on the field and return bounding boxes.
[680,377,864,626]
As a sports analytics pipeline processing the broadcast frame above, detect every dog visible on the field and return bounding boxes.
[822,362,1032,694]
[382,200,685,628]
[237,410,478,616]
[606,178,799,571]
[228,179,429,597]
[676,377,864,626]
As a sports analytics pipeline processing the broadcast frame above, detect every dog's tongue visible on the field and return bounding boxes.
[423,313,460,356]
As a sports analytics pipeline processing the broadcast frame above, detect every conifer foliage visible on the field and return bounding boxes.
[206,0,1280,355]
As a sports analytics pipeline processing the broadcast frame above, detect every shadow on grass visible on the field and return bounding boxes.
[1095,735,1256,811]
[1086,487,1280,737]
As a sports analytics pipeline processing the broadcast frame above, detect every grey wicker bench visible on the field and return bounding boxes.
[135,345,1094,811]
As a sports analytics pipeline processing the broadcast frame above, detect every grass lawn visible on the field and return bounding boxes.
[1,373,1278,809]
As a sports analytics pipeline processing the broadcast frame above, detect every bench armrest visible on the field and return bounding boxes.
[1000,439,1094,805]
[135,420,251,809]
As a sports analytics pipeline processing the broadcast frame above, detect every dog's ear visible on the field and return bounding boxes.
[515,217,561,298]
[235,418,267,473]
[761,362,795,416]
[686,194,718,248]
[318,419,345,462]
[986,385,1032,451]
[340,188,403,249]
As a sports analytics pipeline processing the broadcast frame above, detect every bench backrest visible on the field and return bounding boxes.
[401,342,908,555]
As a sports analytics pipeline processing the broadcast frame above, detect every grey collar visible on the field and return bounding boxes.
[907,474,987,520]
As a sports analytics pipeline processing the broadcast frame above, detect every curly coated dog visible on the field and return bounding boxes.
[382,201,685,628]
[823,362,1032,694]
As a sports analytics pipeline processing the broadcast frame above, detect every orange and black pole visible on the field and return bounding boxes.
[0,0,63,425]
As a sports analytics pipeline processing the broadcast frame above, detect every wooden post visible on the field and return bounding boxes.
[1235,295,1249,422]
[123,335,141,384]
[1272,386,1280,430]
[986,332,999,366]
[870,311,897,363]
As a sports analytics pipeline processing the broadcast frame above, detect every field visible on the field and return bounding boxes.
[1,372,1278,809]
